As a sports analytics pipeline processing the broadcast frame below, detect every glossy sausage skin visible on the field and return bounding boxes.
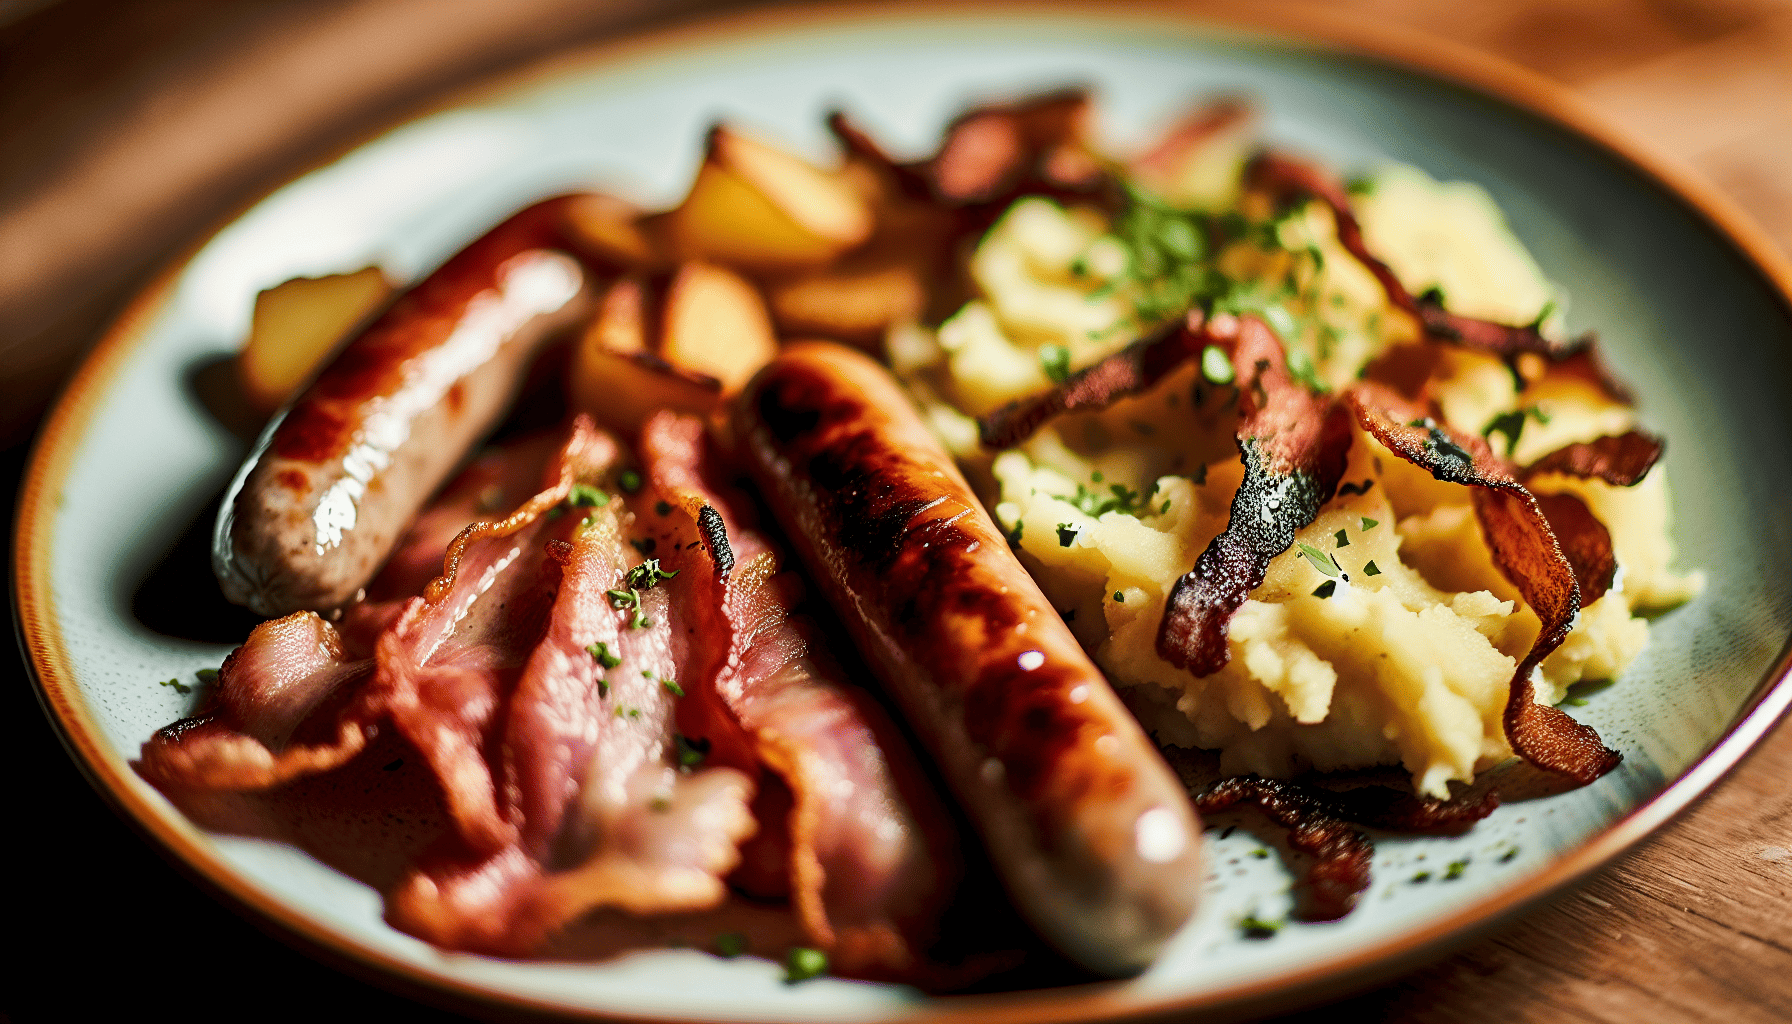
[735,342,1202,976]
[215,196,596,617]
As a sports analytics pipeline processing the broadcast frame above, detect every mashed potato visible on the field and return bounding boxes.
[895,163,1701,798]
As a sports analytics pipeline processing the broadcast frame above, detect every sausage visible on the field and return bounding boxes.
[734,342,1202,976]
[214,196,596,617]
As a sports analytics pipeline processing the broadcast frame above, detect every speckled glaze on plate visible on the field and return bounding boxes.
[16,4,1792,1022]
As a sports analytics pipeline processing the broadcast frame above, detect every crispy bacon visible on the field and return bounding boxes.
[1248,151,1632,401]
[978,316,1201,448]
[1533,490,1618,605]
[1158,316,1353,676]
[1522,429,1663,485]
[830,89,1118,217]
[1345,384,1621,783]
[638,411,959,977]
[1196,775,1499,919]
[136,612,375,790]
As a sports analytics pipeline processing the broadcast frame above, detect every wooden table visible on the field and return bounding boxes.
[6,2,1789,1021]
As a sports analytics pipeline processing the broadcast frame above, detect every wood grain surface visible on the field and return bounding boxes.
[4,1,1789,1022]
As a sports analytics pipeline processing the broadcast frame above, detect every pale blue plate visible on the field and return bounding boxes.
[17,6,1792,1022]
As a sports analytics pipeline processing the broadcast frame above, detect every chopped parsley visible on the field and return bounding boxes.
[1057,523,1079,547]
[784,947,829,984]
[1312,580,1337,599]
[1482,405,1551,458]
[675,733,710,768]
[1039,344,1072,384]
[195,668,219,684]
[1200,345,1235,385]
[586,641,622,669]
[1007,520,1024,547]
[1334,528,1350,548]
[1361,517,1379,530]
[1113,591,1125,603]
[569,483,610,508]
[713,932,747,958]
[617,469,643,493]
[1066,479,1156,518]
[607,587,651,629]
[624,559,679,591]
[1411,871,1432,884]
[1363,560,1382,577]
[1238,914,1282,940]
[1445,858,1470,880]
[158,677,191,696]
[1296,542,1343,579]
[662,677,685,698]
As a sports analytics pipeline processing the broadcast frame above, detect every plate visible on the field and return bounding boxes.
[16,4,1792,1021]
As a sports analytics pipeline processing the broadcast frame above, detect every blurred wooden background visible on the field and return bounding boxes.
[3,1,1789,1022]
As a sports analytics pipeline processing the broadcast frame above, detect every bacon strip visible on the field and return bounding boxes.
[1158,317,1353,676]
[135,432,577,794]
[381,415,769,954]
[830,89,1117,217]
[639,411,959,977]
[978,317,1200,448]
[1195,775,1498,920]
[1522,429,1663,485]
[136,612,375,790]
[1247,152,1631,400]
[1533,490,1619,606]
[1345,383,1621,783]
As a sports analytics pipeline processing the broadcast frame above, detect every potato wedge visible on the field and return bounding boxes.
[239,266,393,416]
[1128,98,1256,210]
[659,261,778,392]
[767,258,925,346]
[562,192,666,271]
[571,277,721,435]
[664,125,873,271]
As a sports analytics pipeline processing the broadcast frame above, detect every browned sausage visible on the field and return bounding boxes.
[214,196,597,617]
[735,341,1202,976]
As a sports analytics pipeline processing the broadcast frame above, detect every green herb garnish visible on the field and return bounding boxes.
[784,947,829,984]
[1361,517,1379,530]
[1312,580,1337,599]
[1445,858,1469,880]
[569,483,609,508]
[1482,405,1551,458]
[1334,528,1350,548]
[1296,542,1343,578]
[1039,344,1072,384]
[617,469,642,493]
[662,677,685,698]
[1363,560,1382,577]
[1057,524,1078,547]
[1238,915,1282,940]
[713,932,747,958]
[1411,871,1432,883]
[195,668,219,684]
[1113,591,1125,603]
[1200,345,1235,385]
[607,587,651,629]
[624,559,679,591]
[675,733,710,768]
[158,677,191,696]
[586,641,622,669]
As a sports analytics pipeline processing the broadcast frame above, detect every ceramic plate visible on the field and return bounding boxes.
[17,5,1792,1021]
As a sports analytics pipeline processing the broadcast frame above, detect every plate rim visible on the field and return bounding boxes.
[14,3,1792,1022]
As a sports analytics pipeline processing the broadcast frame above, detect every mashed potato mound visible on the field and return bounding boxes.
[896,165,1701,798]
